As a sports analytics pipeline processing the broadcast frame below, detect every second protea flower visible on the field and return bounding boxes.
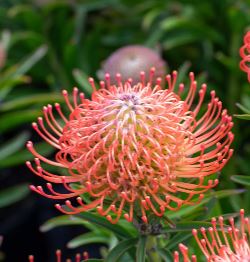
[27,69,233,224]
[174,209,250,261]
[239,31,250,83]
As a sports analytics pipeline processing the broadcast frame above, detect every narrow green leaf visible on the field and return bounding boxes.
[142,8,161,30]
[1,30,11,50]
[166,189,245,219]
[10,45,47,77]
[72,69,93,96]
[162,221,213,233]
[0,75,30,99]
[67,232,108,248]
[175,61,191,86]
[0,184,29,208]
[156,248,173,262]
[166,232,191,250]
[0,109,41,133]
[73,6,87,45]
[0,45,47,99]
[231,175,250,186]
[105,238,138,262]
[160,17,190,31]
[0,93,63,112]
[9,31,43,49]
[163,33,200,50]
[236,103,250,114]
[0,132,29,160]
[40,215,95,232]
[0,142,54,168]
[78,213,133,239]
[234,114,250,120]
[136,235,147,262]
[160,17,222,43]
[78,0,118,12]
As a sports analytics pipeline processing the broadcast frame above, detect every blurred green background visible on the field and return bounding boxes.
[0,0,250,261]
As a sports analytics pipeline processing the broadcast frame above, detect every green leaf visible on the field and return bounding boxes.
[72,69,93,96]
[67,232,108,248]
[162,221,213,233]
[0,131,29,160]
[156,248,173,262]
[0,184,29,208]
[9,31,44,49]
[78,0,118,12]
[0,141,54,168]
[0,75,30,99]
[234,114,250,120]
[0,109,41,133]
[105,238,138,262]
[40,215,96,232]
[160,17,190,31]
[175,61,191,87]
[163,33,201,50]
[165,232,191,250]
[0,93,63,112]
[236,103,250,114]
[231,175,250,186]
[142,8,162,30]
[78,213,134,239]
[1,30,11,50]
[160,17,222,43]
[0,45,48,98]
[166,189,245,219]
[136,235,147,262]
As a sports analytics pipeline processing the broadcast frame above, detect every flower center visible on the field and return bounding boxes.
[57,85,191,189]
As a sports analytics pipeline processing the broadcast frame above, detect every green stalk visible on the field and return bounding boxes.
[136,235,147,262]
[146,235,161,262]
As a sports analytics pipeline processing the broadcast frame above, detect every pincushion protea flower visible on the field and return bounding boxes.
[26,68,234,224]
[28,250,89,262]
[239,31,250,83]
[174,209,250,262]
[100,45,166,83]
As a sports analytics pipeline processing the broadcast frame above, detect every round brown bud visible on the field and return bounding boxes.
[100,45,167,84]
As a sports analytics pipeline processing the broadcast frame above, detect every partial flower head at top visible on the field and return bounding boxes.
[239,31,250,83]
[174,209,250,262]
[26,69,234,224]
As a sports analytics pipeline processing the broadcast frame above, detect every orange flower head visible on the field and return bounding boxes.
[27,69,234,224]
[239,31,250,83]
[28,249,89,262]
[175,209,250,262]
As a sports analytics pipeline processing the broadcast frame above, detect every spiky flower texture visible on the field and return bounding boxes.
[27,69,233,224]
[174,209,250,262]
[239,31,250,83]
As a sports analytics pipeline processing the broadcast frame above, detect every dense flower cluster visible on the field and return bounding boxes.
[174,209,250,261]
[239,31,250,82]
[27,69,233,224]
[28,250,89,262]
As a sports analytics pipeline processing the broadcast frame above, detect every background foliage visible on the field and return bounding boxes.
[0,0,250,261]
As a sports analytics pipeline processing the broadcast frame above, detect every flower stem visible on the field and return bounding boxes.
[136,235,147,262]
[146,235,161,262]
